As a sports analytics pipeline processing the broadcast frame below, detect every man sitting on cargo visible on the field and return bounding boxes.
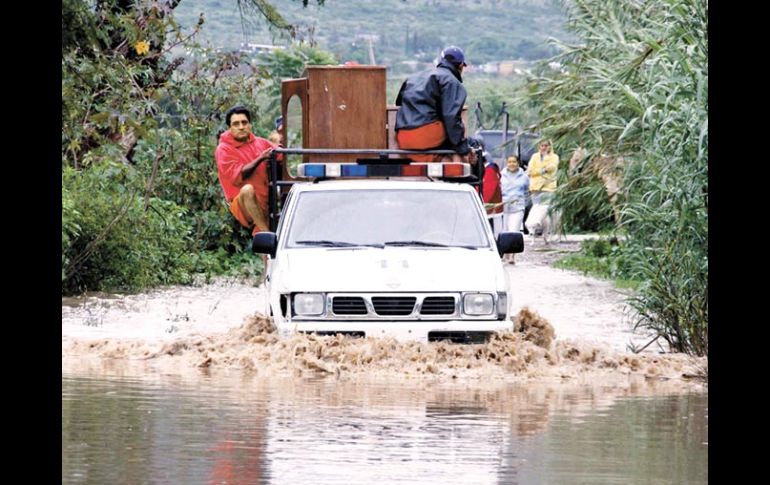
[215,105,277,235]
[394,46,477,165]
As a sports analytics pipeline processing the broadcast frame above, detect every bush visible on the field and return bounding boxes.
[132,127,247,252]
[552,169,617,233]
[62,163,196,294]
[626,237,707,355]
[554,237,638,289]
[62,186,81,282]
[582,238,613,258]
[189,249,265,282]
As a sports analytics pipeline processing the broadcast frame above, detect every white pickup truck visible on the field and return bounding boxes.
[252,153,523,343]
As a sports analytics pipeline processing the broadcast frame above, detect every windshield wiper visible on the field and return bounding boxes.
[384,240,449,247]
[383,240,478,250]
[295,240,383,248]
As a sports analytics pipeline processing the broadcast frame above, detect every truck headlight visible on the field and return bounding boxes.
[463,293,494,316]
[293,293,325,316]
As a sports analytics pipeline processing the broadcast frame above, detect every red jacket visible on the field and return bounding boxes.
[215,131,275,203]
[482,163,503,215]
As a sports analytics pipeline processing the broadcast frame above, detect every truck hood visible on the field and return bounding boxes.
[271,247,507,293]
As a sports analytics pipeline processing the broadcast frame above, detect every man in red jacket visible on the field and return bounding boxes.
[215,105,277,235]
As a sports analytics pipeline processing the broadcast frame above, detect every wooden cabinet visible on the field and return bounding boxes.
[282,66,387,164]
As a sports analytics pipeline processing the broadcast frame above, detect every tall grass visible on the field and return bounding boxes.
[522,0,707,355]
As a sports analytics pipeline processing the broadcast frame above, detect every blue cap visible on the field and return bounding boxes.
[441,46,467,67]
[274,116,283,130]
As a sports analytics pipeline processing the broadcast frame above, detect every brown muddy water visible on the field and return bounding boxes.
[62,237,707,483]
[62,359,707,484]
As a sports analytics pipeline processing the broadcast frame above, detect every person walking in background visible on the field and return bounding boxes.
[525,139,559,241]
[500,155,529,264]
[482,153,503,236]
[394,46,476,165]
[215,105,278,236]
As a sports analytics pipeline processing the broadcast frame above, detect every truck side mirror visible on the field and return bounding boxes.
[496,232,524,256]
[252,232,278,258]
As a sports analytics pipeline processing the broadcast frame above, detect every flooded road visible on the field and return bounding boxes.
[63,237,701,381]
[62,236,707,483]
[510,238,654,352]
[62,360,707,485]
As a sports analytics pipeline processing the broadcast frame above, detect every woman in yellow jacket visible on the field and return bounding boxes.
[525,139,559,236]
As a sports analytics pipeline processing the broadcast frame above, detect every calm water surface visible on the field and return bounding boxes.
[62,364,707,484]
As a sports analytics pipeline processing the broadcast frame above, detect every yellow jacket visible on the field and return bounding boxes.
[527,152,559,192]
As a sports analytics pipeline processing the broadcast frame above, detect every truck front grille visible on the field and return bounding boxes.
[420,296,456,315]
[313,293,489,321]
[332,297,367,315]
[371,296,417,316]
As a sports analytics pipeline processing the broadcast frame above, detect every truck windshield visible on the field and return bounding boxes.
[286,189,489,249]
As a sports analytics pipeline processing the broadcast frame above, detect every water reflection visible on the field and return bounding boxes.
[62,360,707,484]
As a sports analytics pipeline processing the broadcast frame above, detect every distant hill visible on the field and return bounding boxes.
[174,0,573,68]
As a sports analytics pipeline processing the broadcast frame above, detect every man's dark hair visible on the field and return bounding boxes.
[225,105,251,126]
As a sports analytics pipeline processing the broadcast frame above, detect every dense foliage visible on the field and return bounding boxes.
[523,0,708,355]
[62,0,334,294]
[62,163,195,292]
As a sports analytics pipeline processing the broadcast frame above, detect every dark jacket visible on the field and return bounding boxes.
[395,60,470,154]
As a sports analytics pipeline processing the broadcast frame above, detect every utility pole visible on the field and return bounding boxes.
[367,37,376,65]
[357,34,378,65]
[501,102,509,156]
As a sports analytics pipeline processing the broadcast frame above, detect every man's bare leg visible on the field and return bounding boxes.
[235,185,269,283]
[238,184,268,233]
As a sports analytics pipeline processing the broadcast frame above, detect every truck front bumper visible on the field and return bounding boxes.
[277,319,513,343]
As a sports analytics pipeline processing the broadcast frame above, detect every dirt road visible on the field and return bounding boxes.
[509,235,657,353]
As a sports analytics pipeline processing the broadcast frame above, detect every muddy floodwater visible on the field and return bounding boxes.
[62,237,707,483]
[63,360,707,484]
